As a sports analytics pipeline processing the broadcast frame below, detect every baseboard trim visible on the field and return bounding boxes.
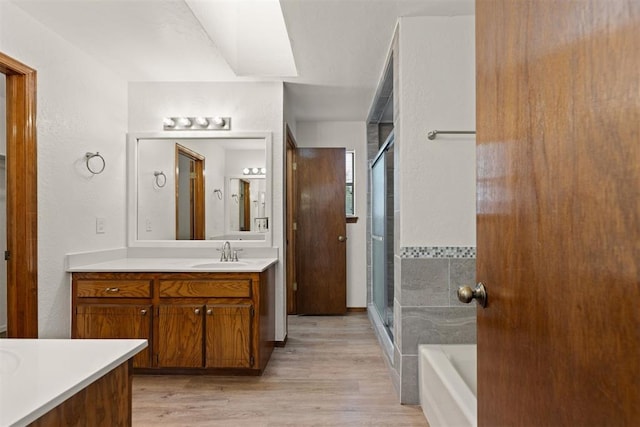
[346,307,367,313]
[275,335,288,347]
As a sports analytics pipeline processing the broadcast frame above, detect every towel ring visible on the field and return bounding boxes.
[213,189,223,200]
[85,152,106,174]
[154,171,167,188]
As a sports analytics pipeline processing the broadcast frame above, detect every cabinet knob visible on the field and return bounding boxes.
[140,309,147,315]
[194,308,201,315]
[206,309,213,315]
[105,287,119,293]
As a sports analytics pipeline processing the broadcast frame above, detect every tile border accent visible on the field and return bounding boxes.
[400,246,476,259]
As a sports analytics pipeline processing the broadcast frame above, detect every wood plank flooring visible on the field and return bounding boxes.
[132,313,428,426]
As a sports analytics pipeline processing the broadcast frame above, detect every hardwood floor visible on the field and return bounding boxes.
[132,314,428,426]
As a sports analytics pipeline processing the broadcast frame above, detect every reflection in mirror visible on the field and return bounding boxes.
[175,144,205,240]
[227,177,267,235]
[135,137,268,242]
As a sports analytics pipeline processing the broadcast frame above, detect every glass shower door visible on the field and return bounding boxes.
[371,135,393,338]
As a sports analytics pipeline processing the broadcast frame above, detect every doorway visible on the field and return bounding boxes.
[175,143,205,240]
[0,51,38,338]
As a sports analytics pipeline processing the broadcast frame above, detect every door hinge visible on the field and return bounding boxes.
[4,251,9,261]
[293,282,298,291]
[155,354,159,365]
[293,222,297,231]
[250,306,255,318]
[190,172,196,179]
[250,355,255,367]
[292,162,297,171]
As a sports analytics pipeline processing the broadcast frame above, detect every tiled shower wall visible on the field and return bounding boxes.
[393,248,476,404]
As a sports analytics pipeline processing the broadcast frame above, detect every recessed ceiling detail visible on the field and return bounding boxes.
[186,0,297,77]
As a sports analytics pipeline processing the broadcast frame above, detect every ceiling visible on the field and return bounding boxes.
[12,0,474,123]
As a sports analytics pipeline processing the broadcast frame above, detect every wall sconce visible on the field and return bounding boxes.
[163,116,231,131]
[243,167,266,175]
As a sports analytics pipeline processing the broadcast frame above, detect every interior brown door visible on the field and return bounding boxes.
[295,148,347,315]
[476,1,639,424]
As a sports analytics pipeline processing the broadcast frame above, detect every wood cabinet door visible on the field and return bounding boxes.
[76,304,152,368]
[205,304,252,368]
[157,305,204,368]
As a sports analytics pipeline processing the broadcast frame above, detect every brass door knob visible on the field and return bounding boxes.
[338,235,347,242]
[457,283,488,308]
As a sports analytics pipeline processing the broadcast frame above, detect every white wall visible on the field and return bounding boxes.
[128,82,287,340]
[283,84,297,138]
[397,16,476,247]
[0,2,129,337]
[296,121,368,307]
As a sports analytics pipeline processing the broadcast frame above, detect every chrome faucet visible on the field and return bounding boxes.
[220,241,231,262]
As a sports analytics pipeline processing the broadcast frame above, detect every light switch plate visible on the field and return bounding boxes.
[96,217,106,234]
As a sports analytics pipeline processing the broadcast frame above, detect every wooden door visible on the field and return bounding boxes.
[75,305,152,368]
[295,148,347,314]
[205,304,252,368]
[157,305,203,368]
[476,1,640,424]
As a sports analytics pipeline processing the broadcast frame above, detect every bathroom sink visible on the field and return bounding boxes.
[191,261,249,269]
[0,349,20,374]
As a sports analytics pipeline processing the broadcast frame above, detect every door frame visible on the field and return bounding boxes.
[285,125,297,314]
[174,143,205,240]
[1,52,38,338]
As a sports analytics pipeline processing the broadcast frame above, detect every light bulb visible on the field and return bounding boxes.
[260,168,266,174]
[252,168,259,174]
[195,117,209,127]
[243,168,250,175]
[213,117,226,127]
[163,117,175,128]
[178,117,192,127]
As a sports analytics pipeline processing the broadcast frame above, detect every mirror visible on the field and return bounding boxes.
[128,132,272,247]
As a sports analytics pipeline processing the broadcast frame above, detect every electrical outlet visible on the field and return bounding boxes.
[145,218,152,232]
[96,217,106,234]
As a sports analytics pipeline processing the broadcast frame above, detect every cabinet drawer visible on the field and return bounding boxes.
[76,280,152,298]
[159,280,251,298]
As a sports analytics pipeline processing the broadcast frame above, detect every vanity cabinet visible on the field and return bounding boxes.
[74,276,153,368]
[75,304,152,368]
[71,267,275,374]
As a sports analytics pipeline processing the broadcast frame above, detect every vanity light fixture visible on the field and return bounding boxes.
[162,118,176,128]
[163,116,231,131]
[178,117,193,127]
[195,117,209,127]
[243,167,266,176]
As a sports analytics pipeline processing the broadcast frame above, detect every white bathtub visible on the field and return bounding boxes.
[419,344,477,427]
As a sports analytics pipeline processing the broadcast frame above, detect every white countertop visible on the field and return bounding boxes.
[67,257,278,273]
[0,339,147,427]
